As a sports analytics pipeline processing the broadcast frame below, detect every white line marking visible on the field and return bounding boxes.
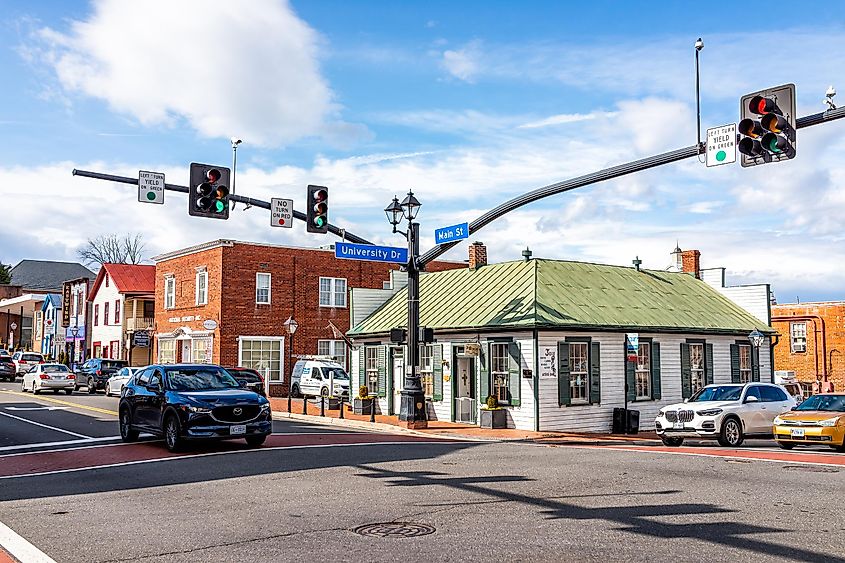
[0,519,57,562]
[5,406,70,411]
[0,411,91,439]
[0,436,122,454]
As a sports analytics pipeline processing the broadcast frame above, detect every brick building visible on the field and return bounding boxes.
[772,301,845,394]
[152,240,462,395]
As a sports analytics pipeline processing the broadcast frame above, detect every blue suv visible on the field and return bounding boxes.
[118,364,272,452]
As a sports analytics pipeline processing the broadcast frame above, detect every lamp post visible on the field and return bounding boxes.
[384,191,427,428]
[748,328,764,382]
[284,316,298,413]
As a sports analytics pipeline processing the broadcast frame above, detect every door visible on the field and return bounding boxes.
[742,385,767,434]
[453,355,476,424]
[181,340,191,363]
[390,351,404,415]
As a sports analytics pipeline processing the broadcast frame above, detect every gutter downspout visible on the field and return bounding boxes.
[771,315,826,379]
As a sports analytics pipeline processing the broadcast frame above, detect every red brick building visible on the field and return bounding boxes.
[772,301,845,393]
[152,239,462,395]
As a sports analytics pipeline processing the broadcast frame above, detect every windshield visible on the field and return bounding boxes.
[43,365,69,373]
[324,367,349,380]
[796,394,845,412]
[166,367,240,391]
[689,385,743,402]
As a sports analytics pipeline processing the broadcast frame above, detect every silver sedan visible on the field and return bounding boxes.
[21,363,76,395]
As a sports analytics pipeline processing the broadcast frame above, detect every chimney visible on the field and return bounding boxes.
[681,249,701,279]
[468,241,487,270]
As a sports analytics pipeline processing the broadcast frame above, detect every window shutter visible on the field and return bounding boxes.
[730,344,740,383]
[377,346,387,397]
[651,342,661,400]
[705,343,714,385]
[479,343,489,402]
[680,343,692,399]
[751,346,760,382]
[626,357,636,403]
[433,344,443,401]
[557,342,570,406]
[358,347,365,391]
[590,341,601,405]
[508,342,521,407]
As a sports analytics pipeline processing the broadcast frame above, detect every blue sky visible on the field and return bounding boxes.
[2,0,844,303]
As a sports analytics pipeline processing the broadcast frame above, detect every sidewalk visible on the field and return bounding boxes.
[268,396,661,445]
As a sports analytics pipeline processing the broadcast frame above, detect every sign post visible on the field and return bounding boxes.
[138,171,165,204]
[705,124,737,167]
[270,198,293,228]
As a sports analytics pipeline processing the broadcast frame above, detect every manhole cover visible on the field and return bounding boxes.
[352,522,436,538]
[782,465,839,474]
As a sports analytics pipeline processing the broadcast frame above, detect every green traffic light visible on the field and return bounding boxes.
[214,200,226,213]
[314,216,325,227]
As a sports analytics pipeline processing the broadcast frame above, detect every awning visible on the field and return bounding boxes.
[0,294,44,316]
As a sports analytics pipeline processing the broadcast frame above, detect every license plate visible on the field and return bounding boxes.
[230,425,246,435]
[673,422,684,430]
[791,428,805,438]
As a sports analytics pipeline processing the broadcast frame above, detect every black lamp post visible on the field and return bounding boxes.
[385,191,427,428]
[748,328,765,381]
[284,316,298,412]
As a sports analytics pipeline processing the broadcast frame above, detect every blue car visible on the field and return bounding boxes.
[118,364,272,452]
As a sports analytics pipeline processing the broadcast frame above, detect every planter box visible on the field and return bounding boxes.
[327,397,342,410]
[480,408,507,429]
[353,397,375,415]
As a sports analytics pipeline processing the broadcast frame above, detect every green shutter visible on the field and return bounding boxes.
[705,344,714,385]
[651,342,661,400]
[377,345,387,397]
[751,346,760,382]
[358,346,365,391]
[626,353,636,403]
[508,342,521,407]
[730,344,740,383]
[589,341,601,405]
[479,343,489,402]
[680,343,692,399]
[557,342,570,406]
[433,344,443,401]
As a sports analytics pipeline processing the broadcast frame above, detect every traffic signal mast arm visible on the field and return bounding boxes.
[418,105,845,266]
[70,169,373,245]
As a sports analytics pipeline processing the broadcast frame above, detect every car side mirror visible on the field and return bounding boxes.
[744,395,759,403]
[238,379,247,387]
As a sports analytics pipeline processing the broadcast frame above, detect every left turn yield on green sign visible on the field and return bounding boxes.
[138,170,165,204]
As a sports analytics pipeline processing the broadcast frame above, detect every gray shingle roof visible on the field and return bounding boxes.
[10,260,95,292]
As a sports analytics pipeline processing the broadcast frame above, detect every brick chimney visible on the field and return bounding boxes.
[468,241,487,270]
[681,249,701,279]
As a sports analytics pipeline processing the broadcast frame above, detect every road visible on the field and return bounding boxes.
[1,380,844,563]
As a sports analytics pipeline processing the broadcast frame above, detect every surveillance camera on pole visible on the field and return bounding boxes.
[825,85,837,110]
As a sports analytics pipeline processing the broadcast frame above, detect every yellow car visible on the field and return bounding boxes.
[773,393,845,451]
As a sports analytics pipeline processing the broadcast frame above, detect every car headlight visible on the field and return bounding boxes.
[185,405,211,413]
[773,416,784,425]
[819,417,840,427]
[696,408,723,417]
[260,403,271,411]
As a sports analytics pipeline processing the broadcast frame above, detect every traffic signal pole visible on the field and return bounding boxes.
[418,105,845,266]
[70,168,373,245]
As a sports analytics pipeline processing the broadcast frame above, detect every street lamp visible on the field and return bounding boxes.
[747,328,765,349]
[284,316,298,412]
[384,190,427,428]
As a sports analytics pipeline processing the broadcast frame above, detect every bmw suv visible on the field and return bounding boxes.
[118,364,272,452]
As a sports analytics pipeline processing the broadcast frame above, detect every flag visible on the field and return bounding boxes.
[326,320,353,347]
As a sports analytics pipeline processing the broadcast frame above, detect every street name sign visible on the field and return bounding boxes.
[138,171,165,204]
[335,242,408,264]
[270,198,293,228]
[706,124,737,167]
[434,222,469,244]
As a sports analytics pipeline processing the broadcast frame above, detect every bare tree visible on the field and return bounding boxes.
[77,233,147,267]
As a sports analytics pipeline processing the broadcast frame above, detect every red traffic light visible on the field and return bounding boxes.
[749,95,777,115]
[206,168,221,182]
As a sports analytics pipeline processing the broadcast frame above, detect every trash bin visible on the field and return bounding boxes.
[626,409,640,434]
[612,408,640,434]
[612,408,626,434]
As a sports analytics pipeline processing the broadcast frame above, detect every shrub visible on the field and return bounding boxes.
[485,395,498,410]
[358,385,369,399]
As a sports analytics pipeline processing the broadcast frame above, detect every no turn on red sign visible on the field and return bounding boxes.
[270,198,293,228]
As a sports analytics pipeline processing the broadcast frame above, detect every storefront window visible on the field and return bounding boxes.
[239,338,283,381]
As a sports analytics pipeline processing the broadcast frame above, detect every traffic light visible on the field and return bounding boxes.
[188,163,230,219]
[738,84,796,167]
[306,185,328,233]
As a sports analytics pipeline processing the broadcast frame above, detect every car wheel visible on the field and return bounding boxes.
[119,408,139,443]
[777,441,794,450]
[65,389,73,395]
[20,380,26,392]
[660,436,684,447]
[87,378,96,394]
[246,435,267,447]
[105,385,111,397]
[291,384,301,398]
[321,386,329,397]
[164,414,183,452]
[32,383,39,395]
[53,389,59,394]
[718,417,744,447]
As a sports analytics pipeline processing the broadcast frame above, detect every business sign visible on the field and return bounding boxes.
[133,331,150,348]
[626,333,639,362]
[138,171,165,204]
[463,343,480,357]
[706,124,737,167]
[45,318,55,336]
[62,283,71,327]
[270,198,293,228]
[66,325,86,342]
[434,222,469,244]
[539,346,557,379]
[335,242,408,264]
[202,319,219,330]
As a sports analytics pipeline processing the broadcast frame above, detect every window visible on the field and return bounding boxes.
[256,273,271,304]
[635,343,651,400]
[158,339,176,364]
[94,304,99,326]
[196,270,208,305]
[165,277,175,309]
[239,338,283,381]
[104,303,109,326]
[105,274,109,288]
[319,277,347,308]
[114,300,120,324]
[738,344,752,383]
[790,322,806,353]
[191,338,212,364]
[491,343,510,403]
[365,346,379,395]
[689,343,705,395]
[317,340,347,370]
[420,345,434,397]
[76,292,82,315]
[760,385,788,402]
[569,342,589,404]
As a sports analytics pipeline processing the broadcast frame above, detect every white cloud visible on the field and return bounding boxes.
[441,40,482,82]
[517,112,603,129]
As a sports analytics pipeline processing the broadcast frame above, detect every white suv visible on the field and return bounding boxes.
[290,359,350,398]
[655,383,796,447]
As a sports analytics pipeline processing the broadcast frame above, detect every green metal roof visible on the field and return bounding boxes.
[348,259,774,337]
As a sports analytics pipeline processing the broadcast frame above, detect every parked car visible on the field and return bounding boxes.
[0,349,9,356]
[75,358,129,394]
[774,371,805,404]
[655,383,796,447]
[290,359,350,398]
[11,352,45,374]
[773,393,845,452]
[0,355,16,382]
[118,364,272,452]
[20,363,75,395]
[224,367,266,396]
[106,366,138,397]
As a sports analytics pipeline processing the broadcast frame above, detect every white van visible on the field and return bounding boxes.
[290,359,350,398]
[774,370,804,404]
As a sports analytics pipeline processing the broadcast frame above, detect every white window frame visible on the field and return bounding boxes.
[158,338,176,364]
[689,343,705,395]
[739,344,752,383]
[238,336,284,382]
[319,277,347,308]
[568,341,589,405]
[790,322,806,353]
[491,342,510,404]
[635,343,651,400]
[256,273,271,305]
[419,344,434,397]
[365,346,379,395]
[191,337,212,364]
[317,339,347,370]
[195,269,208,306]
[164,276,176,309]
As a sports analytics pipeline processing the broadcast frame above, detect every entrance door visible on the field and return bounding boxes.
[180,340,191,363]
[453,356,476,424]
[390,351,404,416]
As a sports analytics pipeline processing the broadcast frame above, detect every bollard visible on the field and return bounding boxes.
[369,398,376,423]
[339,396,344,419]
[302,396,308,415]
[320,395,325,417]
[287,389,291,415]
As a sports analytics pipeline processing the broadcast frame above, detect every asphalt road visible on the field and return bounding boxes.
[1,380,844,563]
